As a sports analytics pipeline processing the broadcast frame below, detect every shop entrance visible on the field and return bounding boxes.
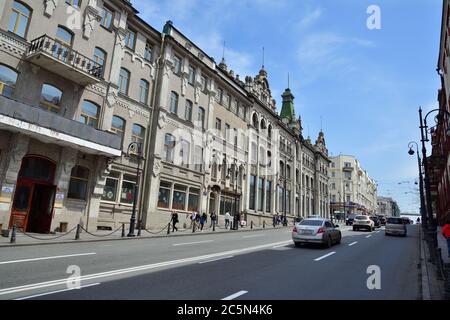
[9,156,57,234]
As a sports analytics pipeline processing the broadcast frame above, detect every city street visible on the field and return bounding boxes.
[0,225,420,300]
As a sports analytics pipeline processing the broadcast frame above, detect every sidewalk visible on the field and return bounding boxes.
[0,222,292,247]
[437,227,450,264]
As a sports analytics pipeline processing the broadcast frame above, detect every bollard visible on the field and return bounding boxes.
[213,222,216,232]
[167,223,171,235]
[121,223,125,238]
[10,225,16,244]
[137,220,142,237]
[263,221,266,229]
[251,221,253,229]
[75,224,81,240]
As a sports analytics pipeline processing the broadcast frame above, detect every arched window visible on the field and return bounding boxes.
[40,84,62,113]
[280,161,285,177]
[111,116,125,146]
[79,100,100,128]
[170,91,178,114]
[252,113,259,129]
[221,159,227,181]
[55,26,73,62]
[0,64,18,98]
[185,100,193,122]
[268,124,272,139]
[197,106,205,129]
[164,133,175,162]
[8,1,32,38]
[119,68,130,95]
[260,118,266,130]
[68,166,90,200]
[132,124,145,147]
[139,79,149,105]
[93,47,106,76]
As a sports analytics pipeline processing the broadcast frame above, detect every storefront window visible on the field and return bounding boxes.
[249,175,256,210]
[101,171,120,202]
[258,178,264,211]
[172,184,187,210]
[67,166,89,200]
[120,174,136,204]
[266,181,272,213]
[158,181,171,208]
[187,188,200,212]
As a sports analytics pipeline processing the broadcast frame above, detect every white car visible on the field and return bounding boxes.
[352,215,375,232]
[292,218,342,248]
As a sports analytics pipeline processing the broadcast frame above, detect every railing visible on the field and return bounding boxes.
[28,35,103,79]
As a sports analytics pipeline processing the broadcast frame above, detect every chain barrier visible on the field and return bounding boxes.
[78,224,123,238]
[14,225,78,241]
[143,220,173,235]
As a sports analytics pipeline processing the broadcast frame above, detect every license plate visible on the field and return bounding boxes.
[302,230,313,235]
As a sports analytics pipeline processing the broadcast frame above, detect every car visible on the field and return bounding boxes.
[352,215,375,231]
[346,214,356,226]
[385,217,407,237]
[369,216,381,228]
[401,217,411,225]
[376,215,387,226]
[292,218,342,248]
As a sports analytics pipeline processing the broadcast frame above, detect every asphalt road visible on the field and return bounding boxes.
[0,225,421,300]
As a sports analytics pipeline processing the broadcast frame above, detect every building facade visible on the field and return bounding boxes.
[329,155,378,217]
[377,196,400,217]
[0,0,331,234]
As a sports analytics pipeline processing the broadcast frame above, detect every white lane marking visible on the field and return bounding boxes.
[0,253,96,265]
[272,244,289,249]
[314,252,336,262]
[222,291,248,301]
[366,235,372,238]
[0,240,292,297]
[348,241,358,247]
[198,256,234,264]
[242,234,265,239]
[173,240,214,246]
[15,283,100,300]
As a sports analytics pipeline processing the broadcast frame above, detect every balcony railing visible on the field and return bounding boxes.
[27,35,103,85]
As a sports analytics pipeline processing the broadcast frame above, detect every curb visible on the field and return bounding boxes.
[0,226,292,248]
[419,226,431,300]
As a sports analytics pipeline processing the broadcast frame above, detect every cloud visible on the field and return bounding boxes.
[298,7,322,29]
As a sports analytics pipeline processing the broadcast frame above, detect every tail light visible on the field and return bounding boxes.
[293,227,298,233]
[317,227,326,234]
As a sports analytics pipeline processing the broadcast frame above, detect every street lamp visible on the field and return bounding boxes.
[227,160,239,230]
[407,141,427,230]
[126,141,144,237]
[418,107,450,259]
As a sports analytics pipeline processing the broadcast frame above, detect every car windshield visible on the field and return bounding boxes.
[387,218,403,224]
[355,216,367,220]
[300,220,323,226]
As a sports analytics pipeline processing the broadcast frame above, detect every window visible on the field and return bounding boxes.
[188,65,195,85]
[259,147,266,166]
[194,146,203,172]
[172,184,187,210]
[0,65,18,98]
[225,123,230,141]
[79,100,99,128]
[119,68,130,95]
[234,129,238,147]
[258,178,265,211]
[68,166,89,200]
[344,162,351,168]
[139,79,149,105]
[132,124,145,146]
[185,100,193,122]
[179,139,190,168]
[170,91,178,114]
[66,0,81,7]
[93,47,106,71]
[40,84,62,113]
[251,142,257,164]
[100,6,113,30]
[268,125,272,139]
[120,174,137,204]
[54,26,73,62]
[101,171,120,202]
[158,181,171,208]
[216,88,223,103]
[197,107,205,129]
[201,76,207,92]
[124,28,137,50]
[266,181,272,212]
[249,175,257,210]
[188,188,200,212]
[215,118,222,134]
[111,116,125,146]
[173,55,181,75]
[286,165,291,180]
[8,1,31,38]
[223,93,231,108]
[231,100,238,114]
[164,134,175,162]
[144,42,153,62]
[252,113,259,128]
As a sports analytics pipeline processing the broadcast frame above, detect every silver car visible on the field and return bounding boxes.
[385,217,407,237]
[292,218,342,248]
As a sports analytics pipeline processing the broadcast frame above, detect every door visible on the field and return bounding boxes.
[9,181,34,230]
[26,184,56,234]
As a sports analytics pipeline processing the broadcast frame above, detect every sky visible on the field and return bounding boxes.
[132,0,443,214]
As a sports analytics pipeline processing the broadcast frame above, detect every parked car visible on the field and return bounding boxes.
[353,215,375,231]
[369,216,381,228]
[346,214,356,226]
[292,218,342,248]
[385,217,407,237]
[401,217,411,225]
[376,215,387,226]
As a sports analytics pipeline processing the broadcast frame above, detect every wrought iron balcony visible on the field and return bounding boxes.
[26,35,103,86]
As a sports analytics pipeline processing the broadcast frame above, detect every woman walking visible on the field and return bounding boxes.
[442,218,450,258]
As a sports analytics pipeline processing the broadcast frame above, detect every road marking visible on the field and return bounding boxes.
[314,252,336,262]
[272,243,289,249]
[15,283,100,300]
[242,234,265,239]
[348,241,358,247]
[199,256,234,264]
[173,240,214,246]
[366,235,372,238]
[222,291,248,301]
[0,253,96,265]
[0,240,292,297]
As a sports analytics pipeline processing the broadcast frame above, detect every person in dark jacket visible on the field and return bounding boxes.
[200,212,207,231]
[171,212,179,232]
[442,217,450,258]
[210,211,217,228]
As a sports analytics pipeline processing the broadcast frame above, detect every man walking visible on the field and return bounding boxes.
[225,211,231,229]
[171,212,179,232]
[210,211,217,228]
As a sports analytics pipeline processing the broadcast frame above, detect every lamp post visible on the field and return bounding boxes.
[408,142,427,231]
[283,153,289,226]
[126,141,143,237]
[418,107,450,258]
[227,160,239,230]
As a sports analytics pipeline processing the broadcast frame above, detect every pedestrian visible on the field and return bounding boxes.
[195,212,200,229]
[442,218,450,258]
[225,211,231,229]
[171,211,179,232]
[416,217,421,224]
[200,212,207,231]
[272,215,277,228]
[210,211,217,228]
[190,211,197,229]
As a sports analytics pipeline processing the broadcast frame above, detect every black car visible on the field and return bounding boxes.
[377,215,387,225]
[346,214,356,226]
[370,216,381,228]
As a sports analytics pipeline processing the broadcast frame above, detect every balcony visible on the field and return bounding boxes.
[26,35,103,86]
[342,165,354,172]
[0,95,121,157]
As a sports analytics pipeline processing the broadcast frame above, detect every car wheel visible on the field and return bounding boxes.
[325,236,332,248]
[336,233,342,244]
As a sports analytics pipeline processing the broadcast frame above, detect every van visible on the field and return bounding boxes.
[385,217,407,237]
